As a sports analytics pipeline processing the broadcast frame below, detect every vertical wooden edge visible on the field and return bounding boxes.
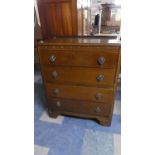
[108,47,121,123]
[71,0,78,35]
[36,45,48,106]
[37,2,47,39]
[37,2,42,37]
[114,47,121,90]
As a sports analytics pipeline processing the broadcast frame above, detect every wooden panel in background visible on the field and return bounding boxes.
[37,0,78,38]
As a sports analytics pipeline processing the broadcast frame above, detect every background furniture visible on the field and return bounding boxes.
[37,0,121,37]
[37,0,78,38]
[101,3,121,34]
[34,6,42,66]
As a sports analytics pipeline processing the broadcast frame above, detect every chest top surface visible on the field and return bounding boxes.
[37,37,121,47]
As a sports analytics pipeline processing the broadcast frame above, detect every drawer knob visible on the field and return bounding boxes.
[95,93,103,100]
[95,107,102,113]
[98,57,105,65]
[96,75,104,82]
[39,40,44,43]
[56,101,61,107]
[53,88,60,95]
[49,55,56,62]
[51,71,58,79]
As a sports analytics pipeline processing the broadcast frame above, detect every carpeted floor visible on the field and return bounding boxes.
[34,72,121,155]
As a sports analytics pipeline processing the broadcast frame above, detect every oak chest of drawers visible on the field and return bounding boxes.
[37,37,121,126]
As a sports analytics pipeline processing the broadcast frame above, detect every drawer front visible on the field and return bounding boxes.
[48,98,111,117]
[45,83,114,103]
[42,67,115,86]
[38,48,119,68]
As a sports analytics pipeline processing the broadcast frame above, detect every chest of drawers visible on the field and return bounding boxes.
[37,37,121,126]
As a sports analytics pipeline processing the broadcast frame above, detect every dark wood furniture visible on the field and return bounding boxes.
[37,0,78,38]
[37,37,120,126]
[34,7,42,66]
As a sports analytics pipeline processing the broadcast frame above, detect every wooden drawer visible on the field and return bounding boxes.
[42,67,115,87]
[45,83,114,103]
[48,98,111,117]
[38,48,119,68]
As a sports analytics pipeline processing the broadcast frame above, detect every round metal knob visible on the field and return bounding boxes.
[49,55,56,62]
[97,57,105,65]
[53,88,60,95]
[96,75,104,82]
[56,101,61,107]
[51,71,58,79]
[39,40,44,43]
[95,107,102,113]
[95,93,103,100]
